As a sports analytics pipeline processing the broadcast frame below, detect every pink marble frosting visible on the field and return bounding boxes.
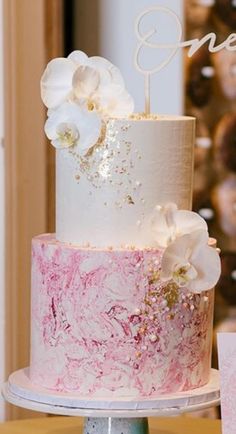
[30,234,214,398]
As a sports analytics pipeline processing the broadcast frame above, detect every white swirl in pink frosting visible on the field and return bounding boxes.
[30,234,214,397]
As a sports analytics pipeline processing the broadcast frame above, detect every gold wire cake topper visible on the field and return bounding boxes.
[135,5,236,114]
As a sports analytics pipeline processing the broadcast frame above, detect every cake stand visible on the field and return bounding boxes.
[2,368,220,434]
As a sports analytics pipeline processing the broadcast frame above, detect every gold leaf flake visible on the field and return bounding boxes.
[164,283,179,309]
[126,195,135,205]
[148,270,160,285]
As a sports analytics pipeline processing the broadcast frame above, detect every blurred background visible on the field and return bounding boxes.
[0,0,236,422]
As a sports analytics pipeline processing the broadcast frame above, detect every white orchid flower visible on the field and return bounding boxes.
[44,102,101,154]
[41,50,134,117]
[161,230,221,293]
[151,203,208,248]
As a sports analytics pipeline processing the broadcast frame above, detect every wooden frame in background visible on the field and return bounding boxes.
[4,0,63,420]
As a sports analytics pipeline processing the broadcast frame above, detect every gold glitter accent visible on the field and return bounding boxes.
[126,195,135,205]
[164,283,179,309]
[68,118,146,210]
[167,313,175,320]
[144,297,152,306]
[136,352,142,358]
[139,326,147,334]
[87,101,96,111]
[121,123,131,132]
[86,121,107,157]
[130,113,161,121]
[148,270,160,285]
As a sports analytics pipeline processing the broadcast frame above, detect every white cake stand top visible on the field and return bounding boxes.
[2,368,220,418]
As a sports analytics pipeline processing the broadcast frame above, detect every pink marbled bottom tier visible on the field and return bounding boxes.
[30,234,214,398]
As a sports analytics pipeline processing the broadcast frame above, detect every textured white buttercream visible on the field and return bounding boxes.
[56,116,195,248]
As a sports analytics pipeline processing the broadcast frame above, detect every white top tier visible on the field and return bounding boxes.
[56,115,195,248]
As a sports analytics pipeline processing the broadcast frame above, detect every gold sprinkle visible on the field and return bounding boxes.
[130,113,161,121]
[144,297,152,306]
[126,195,135,205]
[164,283,179,309]
[148,270,160,285]
[87,101,96,111]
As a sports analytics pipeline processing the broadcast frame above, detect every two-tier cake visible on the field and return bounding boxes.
[29,51,221,398]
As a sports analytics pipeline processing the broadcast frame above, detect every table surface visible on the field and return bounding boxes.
[0,416,222,434]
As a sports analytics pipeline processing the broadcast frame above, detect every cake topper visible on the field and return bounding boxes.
[135,5,236,114]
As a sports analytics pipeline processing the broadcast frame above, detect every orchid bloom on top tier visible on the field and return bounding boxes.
[41,51,134,152]
[44,102,101,154]
[151,203,221,294]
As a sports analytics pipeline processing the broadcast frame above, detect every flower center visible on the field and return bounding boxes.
[87,100,97,111]
[56,123,79,148]
[172,262,198,287]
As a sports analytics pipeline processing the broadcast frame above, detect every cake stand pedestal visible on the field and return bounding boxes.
[2,368,220,434]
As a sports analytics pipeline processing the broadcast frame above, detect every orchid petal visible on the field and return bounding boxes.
[89,56,125,88]
[151,203,178,248]
[95,88,134,118]
[189,245,221,293]
[41,58,77,108]
[106,90,135,117]
[77,111,101,154]
[72,65,100,99]
[175,210,208,235]
[68,50,88,65]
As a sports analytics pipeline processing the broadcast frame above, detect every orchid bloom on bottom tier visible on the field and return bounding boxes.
[161,229,221,293]
[150,203,221,293]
